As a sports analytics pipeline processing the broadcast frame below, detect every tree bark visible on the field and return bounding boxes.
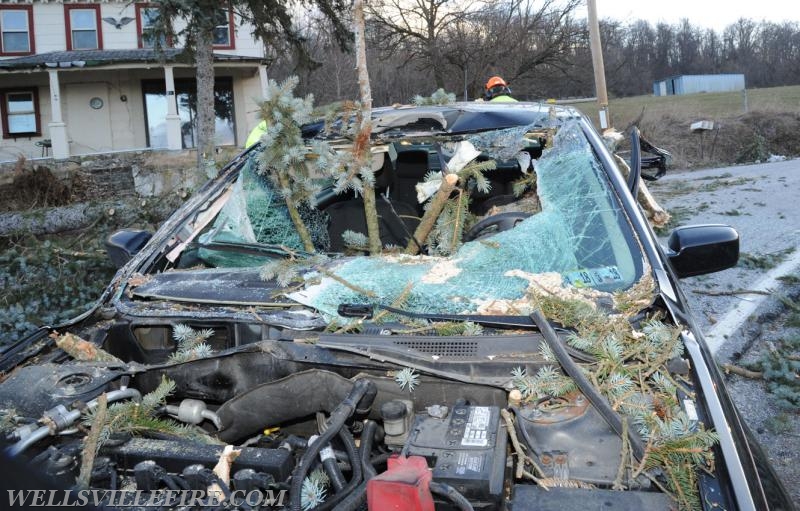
[195,25,216,176]
[353,0,381,255]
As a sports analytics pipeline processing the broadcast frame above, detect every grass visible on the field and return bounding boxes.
[565,85,800,170]
[572,85,800,129]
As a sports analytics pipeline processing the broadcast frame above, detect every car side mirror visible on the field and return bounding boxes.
[666,225,739,278]
[105,229,153,269]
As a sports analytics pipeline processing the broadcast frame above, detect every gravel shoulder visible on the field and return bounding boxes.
[718,285,800,506]
[648,160,800,506]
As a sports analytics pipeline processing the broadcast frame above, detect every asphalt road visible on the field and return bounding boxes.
[648,158,800,505]
[648,158,800,346]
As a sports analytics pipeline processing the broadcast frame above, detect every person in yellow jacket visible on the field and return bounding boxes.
[484,76,517,102]
[245,120,267,148]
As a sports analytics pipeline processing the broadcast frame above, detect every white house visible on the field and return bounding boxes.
[0,0,270,161]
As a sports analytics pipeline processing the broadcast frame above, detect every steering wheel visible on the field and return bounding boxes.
[464,212,532,242]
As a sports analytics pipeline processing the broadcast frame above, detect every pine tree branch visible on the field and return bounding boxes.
[277,172,315,252]
[405,174,458,254]
[450,190,465,251]
[318,268,376,298]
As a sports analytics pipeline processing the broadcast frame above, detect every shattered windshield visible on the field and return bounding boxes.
[183,119,643,317]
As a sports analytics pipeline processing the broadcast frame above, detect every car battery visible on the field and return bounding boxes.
[404,405,507,507]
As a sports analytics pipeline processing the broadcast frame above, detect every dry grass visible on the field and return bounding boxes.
[1,157,90,211]
[568,85,800,169]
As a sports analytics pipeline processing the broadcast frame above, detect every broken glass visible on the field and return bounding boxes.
[289,122,642,318]
[197,155,329,267]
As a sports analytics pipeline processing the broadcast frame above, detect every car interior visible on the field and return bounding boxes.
[320,141,544,252]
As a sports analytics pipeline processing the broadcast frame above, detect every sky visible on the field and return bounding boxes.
[593,0,800,33]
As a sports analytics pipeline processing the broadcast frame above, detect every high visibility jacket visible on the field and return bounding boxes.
[490,95,518,103]
[245,121,267,148]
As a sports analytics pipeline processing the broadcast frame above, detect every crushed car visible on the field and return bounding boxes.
[0,99,794,511]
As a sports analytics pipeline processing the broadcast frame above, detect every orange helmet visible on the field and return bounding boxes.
[485,76,507,90]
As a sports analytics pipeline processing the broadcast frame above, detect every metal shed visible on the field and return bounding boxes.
[653,74,745,96]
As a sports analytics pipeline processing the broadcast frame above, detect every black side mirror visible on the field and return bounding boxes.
[667,225,739,278]
[105,229,152,268]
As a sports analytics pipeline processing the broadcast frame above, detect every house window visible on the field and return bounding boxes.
[212,8,234,49]
[65,4,102,50]
[0,6,34,56]
[135,3,168,49]
[142,78,235,149]
[1,88,41,138]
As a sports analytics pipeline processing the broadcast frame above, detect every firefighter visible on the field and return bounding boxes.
[484,76,517,102]
[245,120,267,148]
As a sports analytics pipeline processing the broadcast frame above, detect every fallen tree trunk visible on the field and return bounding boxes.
[0,198,177,237]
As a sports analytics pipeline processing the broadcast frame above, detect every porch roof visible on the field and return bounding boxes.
[0,49,264,71]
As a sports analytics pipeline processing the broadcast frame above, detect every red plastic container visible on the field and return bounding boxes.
[367,455,435,511]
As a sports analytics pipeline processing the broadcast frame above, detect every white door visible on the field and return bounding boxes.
[65,84,112,154]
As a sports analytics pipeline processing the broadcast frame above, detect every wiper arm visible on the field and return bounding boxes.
[337,303,537,329]
[530,309,645,461]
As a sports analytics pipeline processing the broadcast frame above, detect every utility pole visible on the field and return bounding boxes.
[587,0,611,130]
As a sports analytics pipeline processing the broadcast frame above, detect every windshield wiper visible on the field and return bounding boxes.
[337,302,537,329]
[530,309,645,461]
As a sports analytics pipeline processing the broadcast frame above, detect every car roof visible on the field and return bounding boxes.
[304,101,584,141]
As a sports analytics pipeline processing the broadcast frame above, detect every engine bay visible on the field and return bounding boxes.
[0,315,704,510]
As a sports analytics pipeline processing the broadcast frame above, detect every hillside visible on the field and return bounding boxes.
[571,85,800,169]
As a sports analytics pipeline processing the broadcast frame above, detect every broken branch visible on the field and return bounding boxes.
[500,408,546,480]
[77,393,107,489]
[720,363,763,379]
[405,174,459,254]
[692,289,770,297]
[318,268,377,298]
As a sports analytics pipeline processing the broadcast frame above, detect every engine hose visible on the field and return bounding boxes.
[430,481,474,511]
[331,480,368,511]
[6,387,142,457]
[367,453,392,474]
[169,474,190,491]
[313,428,363,511]
[322,457,346,492]
[330,421,386,511]
[288,379,375,511]
[359,420,379,480]
[161,474,180,491]
[530,310,646,461]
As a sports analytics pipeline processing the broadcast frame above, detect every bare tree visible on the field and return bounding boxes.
[440,0,584,100]
[367,0,489,88]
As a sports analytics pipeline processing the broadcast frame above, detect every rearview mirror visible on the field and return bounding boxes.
[666,225,739,278]
[105,229,153,268]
